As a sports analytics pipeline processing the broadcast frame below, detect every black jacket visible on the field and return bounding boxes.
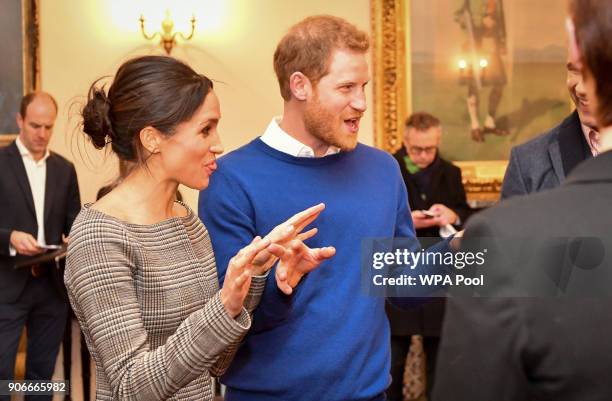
[393,147,472,237]
[387,147,472,336]
[501,111,592,199]
[434,150,612,401]
[0,141,81,303]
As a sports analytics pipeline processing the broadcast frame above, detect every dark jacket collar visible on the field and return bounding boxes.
[6,140,20,157]
[6,142,36,217]
[393,146,408,164]
[557,110,593,177]
[5,140,59,221]
[565,149,612,185]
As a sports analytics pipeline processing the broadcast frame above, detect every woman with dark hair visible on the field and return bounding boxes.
[65,55,334,401]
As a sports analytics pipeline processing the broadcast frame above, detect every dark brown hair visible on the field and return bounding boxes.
[405,112,441,132]
[81,55,213,162]
[571,0,612,127]
[20,92,58,117]
[273,15,369,101]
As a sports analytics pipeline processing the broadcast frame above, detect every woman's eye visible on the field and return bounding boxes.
[201,127,210,136]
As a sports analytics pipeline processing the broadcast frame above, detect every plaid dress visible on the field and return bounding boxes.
[65,204,265,400]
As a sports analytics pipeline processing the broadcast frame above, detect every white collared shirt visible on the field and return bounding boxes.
[10,138,50,255]
[260,117,340,158]
[581,123,601,156]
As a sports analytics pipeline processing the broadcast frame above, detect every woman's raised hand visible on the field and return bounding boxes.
[220,236,271,318]
[250,203,326,275]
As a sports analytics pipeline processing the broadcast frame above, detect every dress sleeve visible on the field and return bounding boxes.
[209,272,268,377]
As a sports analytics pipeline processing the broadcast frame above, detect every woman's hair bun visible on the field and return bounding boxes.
[81,85,113,149]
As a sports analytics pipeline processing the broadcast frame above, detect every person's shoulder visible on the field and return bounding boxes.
[353,143,397,165]
[468,184,569,237]
[354,142,389,156]
[0,142,17,159]
[439,157,462,173]
[343,145,406,190]
[216,138,266,170]
[48,151,76,169]
[65,207,136,287]
[69,206,128,244]
[0,150,9,165]
[511,114,574,157]
[67,207,137,268]
[464,199,520,239]
[210,140,268,190]
[45,152,78,183]
[512,130,557,157]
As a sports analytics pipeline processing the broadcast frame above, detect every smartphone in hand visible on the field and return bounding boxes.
[38,244,62,250]
[421,210,437,219]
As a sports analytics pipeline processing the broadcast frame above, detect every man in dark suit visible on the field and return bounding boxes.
[386,112,471,400]
[433,148,612,400]
[0,92,80,394]
[501,54,600,199]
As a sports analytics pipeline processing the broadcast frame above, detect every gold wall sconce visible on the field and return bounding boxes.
[139,10,196,55]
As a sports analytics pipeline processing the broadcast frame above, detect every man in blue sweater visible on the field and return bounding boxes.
[200,15,452,401]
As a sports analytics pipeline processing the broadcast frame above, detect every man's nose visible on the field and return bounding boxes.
[351,89,367,112]
[38,127,51,138]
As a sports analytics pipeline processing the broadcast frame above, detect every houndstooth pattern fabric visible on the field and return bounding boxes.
[65,204,266,401]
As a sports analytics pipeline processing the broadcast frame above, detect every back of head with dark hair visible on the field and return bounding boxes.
[20,92,58,117]
[273,15,369,101]
[81,55,214,162]
[571,0,612,127]
[404,112,441,132]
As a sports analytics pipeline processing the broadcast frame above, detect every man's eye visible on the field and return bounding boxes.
[201,127,210,136]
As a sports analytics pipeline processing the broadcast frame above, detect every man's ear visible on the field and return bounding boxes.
[16,113,24,131]
[288,72,312,101]
[402,129,411,150]
[139,126,163,155]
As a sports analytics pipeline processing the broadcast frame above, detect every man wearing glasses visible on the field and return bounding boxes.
[393,112,471,238]
[386,111,471,401]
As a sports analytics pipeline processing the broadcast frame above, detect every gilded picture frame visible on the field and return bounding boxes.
[0,0,40,147]
[371,0,566,205]
[371,0,408,153]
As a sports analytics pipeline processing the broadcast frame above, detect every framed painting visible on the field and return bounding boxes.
[0,0,40,147]
[372,0,570,205]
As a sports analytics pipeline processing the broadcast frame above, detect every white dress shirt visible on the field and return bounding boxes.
[260,117,340,157]
[582,123,601,156]
[9,138,50,255]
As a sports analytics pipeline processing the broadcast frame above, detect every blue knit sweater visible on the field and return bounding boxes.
[199,139,443,401]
